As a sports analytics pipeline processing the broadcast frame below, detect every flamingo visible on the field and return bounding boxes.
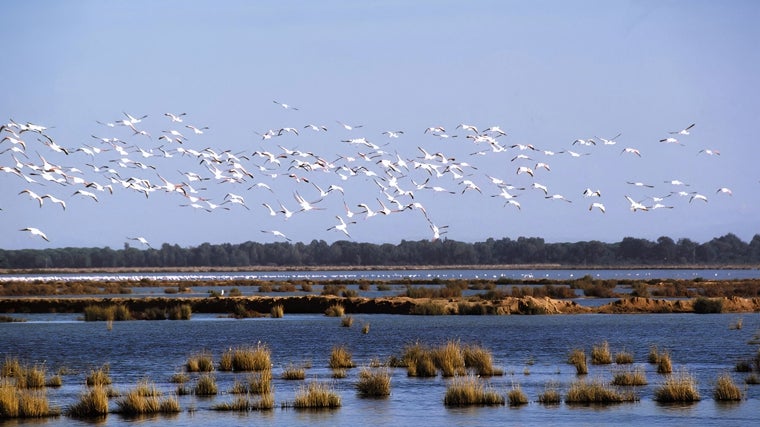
[589,202,606,213]
[19,189,44,207]
[625,196,648,212]
[669,123,695,135]
[20,227,49,242]
[273,100,299,110]
[127,236,152,248]
[327,216,355,238]
[689,193,708,203]
[261,229,291,242]
[716,187,733,196]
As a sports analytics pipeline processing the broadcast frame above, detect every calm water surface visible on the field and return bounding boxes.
[2,312,759,426]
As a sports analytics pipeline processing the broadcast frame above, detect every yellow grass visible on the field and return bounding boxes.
[714,373,743,401]
[329,345,355,369]
[443,376,504,406]
[66,385,109,418]
[292,382,341,408]
[356,367,391,397]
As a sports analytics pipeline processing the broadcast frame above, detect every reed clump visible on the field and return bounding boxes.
[565,379,637,404]
[362,322,370,334]
[654,370,700,402]
[443,376,504,406]
[115,382,180,415]
[341,315,354,327]
[657,351,673,374]
[325,304,345,317]
[247,370,273,395]
[463,344,503,376]
[568,348,588,375]
[65,385,109,418]
[615,350,634,365]
[14,364,47,389]
[292,382,341,408]
[713,373,743,401]
[186,352,214,372]
[83,304,132,321]
[329,345,355,369]
[194,375,217,396]
[86,364,112,387]
[220,344,271,372]
[508,385,529,406]
[282,364,306,380]
[213,394,275,411]
[612,367,648,386]
[538,382,561,405]
[270,304,284,318]
[591,341,612,365]
[356,367,391,397]
[648,345,660,364]
[1,357,21,378]
[167,304,192,320]
[433,340,466,377]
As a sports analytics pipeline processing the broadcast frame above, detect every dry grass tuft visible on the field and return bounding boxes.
[443,376,504,406]
[220,344,271,372]
[247,370,273,395]
[341,316,354,327]
[654,370,700,402]
[194,374,218,396]
[282,364,306,380]
[86,364,112,387]
[463,344,503,376]
[565,379,637,404]
[591,341,612,365]
[186,351,214,372]
[325,304,345,317]
[568,348,588,375]
[648,345,660,364]
[292,382,341,408]
[433,340,466,377]
[65,385,109,418]
[538,382,561,405]
[329,345,355,369]
[356,367,391,397]
[270,304,284,318]
[615,350,634,365]
[508,385,529,406]
[714,373,743,401]
[657,351,673,374]
[612,367,648,386]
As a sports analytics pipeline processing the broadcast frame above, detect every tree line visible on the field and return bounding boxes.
[1,233,759,270]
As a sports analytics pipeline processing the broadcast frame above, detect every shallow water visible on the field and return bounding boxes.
[2,312,759,426]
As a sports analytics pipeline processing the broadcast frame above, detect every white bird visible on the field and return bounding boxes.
[621,147,641,157]
[589,202,606,213]
[357,203,378,219]
[382,130,404,138]
[583,188,601,197]
[336,120,363,131]
[669,123,695,135]
[185,125,209,135]
[716,187,733,196]
[531,182,549,195]
[20,227,49,242]
[278,201,294,219]
[261,230,291,242]
[573,138,596,146]
[456,124,479,134]
[689,193,708,203]
[535,162,551,172]
[625,196,648,212]
[596,133,621,145]
[651,203,674,210]
[41,194,66,210]
[294,191,323,213]
[164,112,186,122]
[19,189,44,207]
[627,181,654,189]
[304,124,328,132]
[127,236,152,248]
[516,166,534,177]
[665,179,689,186]
[262,203,278,216]
[504,199,521,210]
[698,149,720,156]
[273,100,299,110]
[429,223,449,241]
[659,137,681,145]
[327,216,355,238]
[73,189,99,202]
[545,194,572,203]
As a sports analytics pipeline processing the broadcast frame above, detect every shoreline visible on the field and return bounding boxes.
[2,264,760,275]
[2,295,759,316]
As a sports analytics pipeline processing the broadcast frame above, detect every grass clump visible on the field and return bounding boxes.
[433,340,466,377]
[714,374,743,401]
[443,376,504,407]
[341,316,354,327]
[214,394,275,411]
[565,379,637,404]
[654,370,700,402]
[86,364,112,387]
[615,350,634,364]
[169,372,189,383]
[115,382,180,415]
[693,296,723,313]
[362,322,370,334]
[745,373,760,385]
[403,342,437,377]
[612,367,648,386]
[65,386,109,418]
[508,385,529,406]
[591,341,612,365]
[657,351,673,374]
[15,364,47,389]
[325,304,345,317]
[1,357,21,377]
[168,304,192,320]
[568,348,588,375]
[538,382,561,405]
[45,374,62,388]
[648,345,660,364]
[329,345,355,369]
[463,344,503,376]
[186,352,214,372]
[194,375,218,396]
[356,367,391,397]
[247,370,273,395]
[220,344,271,372]
[83,304,132,321]
[282,364,306,380]
[270,304,284,318]
[292,381,341,408]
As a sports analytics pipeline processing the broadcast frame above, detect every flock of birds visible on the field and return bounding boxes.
[1,101,736,247]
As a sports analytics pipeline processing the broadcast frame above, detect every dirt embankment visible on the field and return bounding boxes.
[4,295,758,316]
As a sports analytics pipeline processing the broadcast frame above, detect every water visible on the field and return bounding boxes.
[3,268,759,283]
[2,312,759,426]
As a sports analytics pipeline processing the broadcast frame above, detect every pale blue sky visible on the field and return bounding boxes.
[1,1,758,250]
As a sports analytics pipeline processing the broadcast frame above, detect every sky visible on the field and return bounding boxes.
[1,0,759,251]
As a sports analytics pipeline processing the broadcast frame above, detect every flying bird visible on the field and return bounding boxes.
[127,236,152,248]
[20,227,49,242]
[669,123,695,135]
[273,100,299,110]
[589,202,606,213]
